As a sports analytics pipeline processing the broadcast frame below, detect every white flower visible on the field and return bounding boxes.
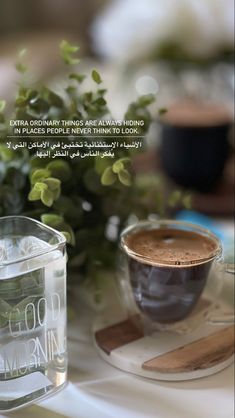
[91,0,234,62]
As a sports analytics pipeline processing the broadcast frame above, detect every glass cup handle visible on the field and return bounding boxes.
[225,263,235,274]
[207,313,235,325]
[207,262,234,325]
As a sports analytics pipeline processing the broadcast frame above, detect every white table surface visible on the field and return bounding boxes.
[1,275,234,418]
[41,353,234,418]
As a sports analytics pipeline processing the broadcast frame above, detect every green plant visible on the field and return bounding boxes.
[0,42,190,286]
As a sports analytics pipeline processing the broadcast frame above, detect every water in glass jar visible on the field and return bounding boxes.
[0,235,67,411]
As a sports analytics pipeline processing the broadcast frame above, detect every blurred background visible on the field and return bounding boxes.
[0,0,234,217]
[0,0,234,106]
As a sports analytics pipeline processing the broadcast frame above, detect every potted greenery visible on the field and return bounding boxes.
[0,41,189,298]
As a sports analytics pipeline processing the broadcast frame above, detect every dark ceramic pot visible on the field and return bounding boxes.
[160,122,231,192]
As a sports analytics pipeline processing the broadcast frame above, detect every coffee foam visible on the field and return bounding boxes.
[123,228,218,267]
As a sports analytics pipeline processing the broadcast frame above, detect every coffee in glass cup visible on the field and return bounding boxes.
[119,220,224,331]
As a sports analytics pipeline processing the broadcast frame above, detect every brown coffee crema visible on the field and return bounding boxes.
[123,228,218,266]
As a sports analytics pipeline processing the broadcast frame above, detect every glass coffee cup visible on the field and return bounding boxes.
[119,220,233,333]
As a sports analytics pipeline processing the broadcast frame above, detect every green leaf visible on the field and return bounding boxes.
[46,160,71,182]
[61,231,71,243]
[83,92,93,103]
[0,146,14,162]
[0,113,5,123]
[97,89,107,96]
[41,188,54,207]
[182,194,192,209]
[158,108,168,115]
[28,189,42,201]
[60,225,76,246]
[10,296,37,322]
[28,183,44,202]
[34,182,48,192]
[168,190,182,207]
[0,299,11,316]
[112,160,124,174]
[0,100,6,113]
[47,90,64,108]
[41,213,64,228]
[15,49,28,74]
[60,40,80,65]
[93,97,106,106]
[28,98,50,115]
[27,89,39,102]
[60,40,79,54]
[101,167,116,186]
[43,177,61,190]
[43,178,61,200]
[31,169,51,185]
[118,169,132,186]
[18,48,27,59]
[0,279,21,293]
[118,157,131,164]
[53,188,61,201]
[15,95,27,107]
[28,182,48,202]
[15,62,27,74]
[69,73,86,83]
[137,94,155,107]
[66,85,76,96]
[92,70,102,85]
[0,316,8,327]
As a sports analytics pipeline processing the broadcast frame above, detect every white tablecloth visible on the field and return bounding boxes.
[39,355,235,418]
[1,280,234,418]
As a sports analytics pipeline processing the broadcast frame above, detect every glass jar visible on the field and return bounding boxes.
[0,216,67,412]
